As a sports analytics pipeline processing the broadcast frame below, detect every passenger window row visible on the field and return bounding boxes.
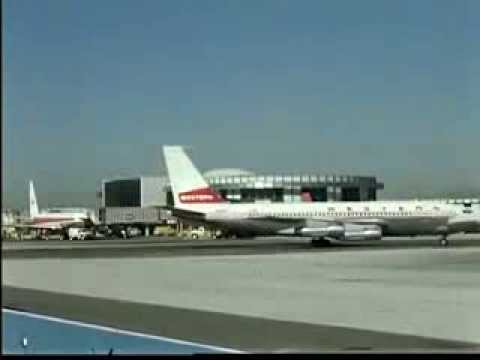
[259,209,438,218]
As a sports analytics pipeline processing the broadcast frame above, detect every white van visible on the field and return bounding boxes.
[68,228,93,241]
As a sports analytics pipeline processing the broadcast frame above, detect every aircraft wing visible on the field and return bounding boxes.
[246,214,386,240]
[248,213,387,227]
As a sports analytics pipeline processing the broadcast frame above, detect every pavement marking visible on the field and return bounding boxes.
[2,308,244,354]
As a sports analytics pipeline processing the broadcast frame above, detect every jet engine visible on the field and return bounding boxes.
[279,221,382,241]
[297,225,344,237]
[338,224,382,241]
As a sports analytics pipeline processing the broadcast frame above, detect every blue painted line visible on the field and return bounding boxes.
[2,308,243,354]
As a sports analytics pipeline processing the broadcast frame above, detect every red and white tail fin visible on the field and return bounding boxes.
[162,146,225,209]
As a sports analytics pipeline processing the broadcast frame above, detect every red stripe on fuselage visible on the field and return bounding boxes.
[179,187,226,204]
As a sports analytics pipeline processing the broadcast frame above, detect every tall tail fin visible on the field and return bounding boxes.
[29,180,39,218]
[162,146,225,208]
[88,210,100,225]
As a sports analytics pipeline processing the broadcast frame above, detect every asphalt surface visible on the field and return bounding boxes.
[3,234,480,259]
[3,287,478,352]
[3,235,480,352]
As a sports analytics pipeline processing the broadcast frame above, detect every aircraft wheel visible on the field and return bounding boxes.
[439,237,449,247]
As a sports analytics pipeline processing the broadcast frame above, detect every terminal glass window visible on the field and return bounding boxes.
[219,190,228,200]
[104,179,141,207]
[302,187,327,202]
[166,190,174,207]
[341,187,360,201]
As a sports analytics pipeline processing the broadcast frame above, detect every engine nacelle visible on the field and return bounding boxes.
[279,223,382,241]
[298,225,344,237]
[339,224,382,241]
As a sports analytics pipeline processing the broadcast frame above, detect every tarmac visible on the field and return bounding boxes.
[3,235,480,352]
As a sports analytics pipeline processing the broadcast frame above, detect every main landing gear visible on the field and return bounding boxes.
[439,234,449,247]
[311,237,332,247]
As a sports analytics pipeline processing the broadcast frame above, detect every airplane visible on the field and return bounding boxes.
[16,181,99,237]
[162,145,480,247]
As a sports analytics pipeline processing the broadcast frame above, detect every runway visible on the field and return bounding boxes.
[3,234,480,259]
[3,287,477,352]
[3,235,480,352]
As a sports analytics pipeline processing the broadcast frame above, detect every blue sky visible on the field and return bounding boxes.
[3,0,480,209]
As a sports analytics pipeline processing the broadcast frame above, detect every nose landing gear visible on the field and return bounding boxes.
[439,234,449,247]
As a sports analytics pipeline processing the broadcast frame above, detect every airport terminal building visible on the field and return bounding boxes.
[203,169,382,203]
[97,170,384,228]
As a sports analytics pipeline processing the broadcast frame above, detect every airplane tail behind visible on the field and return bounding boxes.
[87,209,100,226]
[162,146,225,209]
[29,180,39,218]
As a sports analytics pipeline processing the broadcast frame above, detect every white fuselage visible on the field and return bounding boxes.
[162,145,480,241]
[176,200,480,237]
[30,208,96,228]
[27,181,98,230]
